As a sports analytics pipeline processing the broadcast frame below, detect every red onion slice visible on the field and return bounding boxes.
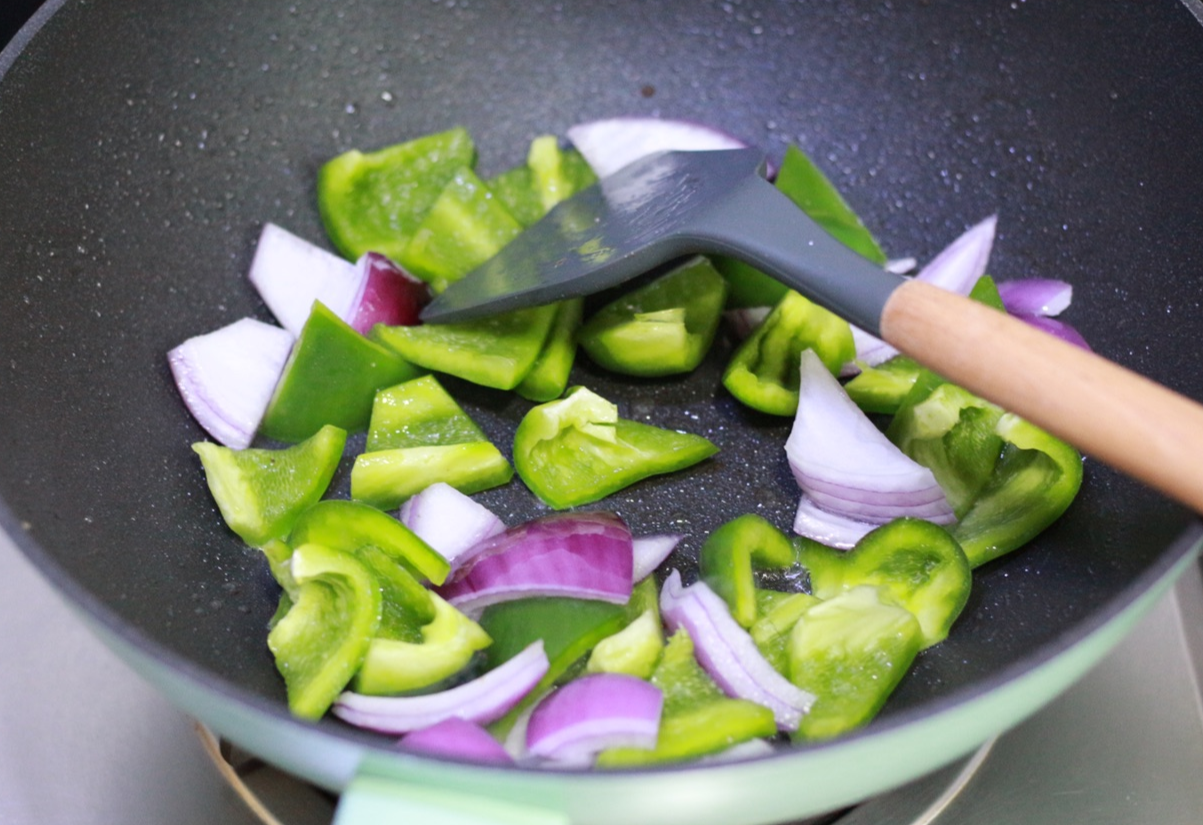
[167,318,294,449]
[660,570,814,732]
[786,349,955,526]
[398,482,507,574]
[247,223,361,337]
[399,717,514,765]
[792,494,878,549]
[631,534,682,582]
[1014,314,1092,351]
[847,215,997,370]
[333,641,549,735]
[437,512,634,616]
[347,252,431,334]
[566,116,747,178]
[997,278,1073,318]
[526,673,663,766]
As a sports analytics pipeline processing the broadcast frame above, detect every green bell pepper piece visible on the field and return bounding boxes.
[578,256,729,377]
[722,290,857,416]
[749,589,822,675]
[952,413,1083,568]
[317,127,476,261]
[488,136,597,228]
[798,517,972,649]
[288,499,450,585]
[515,298,583,402]
[512,386,718,509]
[192,424,346,547]
[398,166,524,292]
[788,585,922,742]
[373,303,559,391]
[267,543,383,719]
[351,443,514,510]
[843,355,924,415]
[260,302,422,443]
[354,592,492,695]
[595,628,777,766]
[698,514,796,629]
[487,164,543,228]
[716,144,887,309]
[585,609,664,679]
[363,375,487,451]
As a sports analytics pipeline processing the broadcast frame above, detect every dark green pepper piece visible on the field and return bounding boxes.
[699,514,796,629]
[260,302,422,443]
[192,424,346,547]
[716,144,887,308]
[723,290,856,416]
[317,127,476,261]
[788,586,922,742]
[373,303,559,391]
[577,256,729,377]
[267,543,382,719]
[512,386,718,509]
[288,499,450,586]
[798,517,971,649]
[952,414,1083,568]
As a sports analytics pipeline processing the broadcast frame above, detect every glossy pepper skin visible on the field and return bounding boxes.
[577,256,729,377]
[699,514,796,629]
[512,386,718,509]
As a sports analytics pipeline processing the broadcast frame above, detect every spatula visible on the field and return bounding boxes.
[421,148,1203,514]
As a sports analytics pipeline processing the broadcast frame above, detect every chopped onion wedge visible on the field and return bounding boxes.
[347,252,430,334]
[1014,314,1092,351]
[526,673,663,766]
[247,223,360,337]
[792,494,877,549]
[632,534,682,582]
[566,116,747,178]
[723,306,771,342]
[849,215,998,369]
[787,349,955,526]
[333,641,549,735]
[997,278,1072,317]
[660,570,814,732]
[399,717,514,765]
[437,512,634,616]
[167,318,294,449]
[399,482,506,573]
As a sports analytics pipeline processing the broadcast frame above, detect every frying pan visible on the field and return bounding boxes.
[2,1,1202,823]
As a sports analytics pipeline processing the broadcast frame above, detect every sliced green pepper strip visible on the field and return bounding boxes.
[317,127,476,261]
[596,628,776,766]
[487,164,543,228]
[192,424,346,547]
[699,514,796,629]
[750,589,821,675]
[577,256,729,377]
[798,518,971,649]
[288,499,450,586]
[515,298,583,402]
[788,586,922,742]
[364,375,487,452]
[354,592,492,695]
[952,414,1083,568]
[843,356,924,415]
[722,290,856,416]
[354,543,438,635]
[267,543,382,719]
[716,143,887,308]
[513,386,718,509]
[373,303,558,391]
[260,302,422,443]
[527,135,597,214]
[398,166,524,292]
[351,442,514,510]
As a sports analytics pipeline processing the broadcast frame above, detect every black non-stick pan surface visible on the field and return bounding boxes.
[2,1,1203,822]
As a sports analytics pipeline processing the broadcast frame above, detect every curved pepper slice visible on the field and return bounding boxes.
[788,586,921,742]
[192,424,346,547]
[267,543,382,719]
[698,514,796,629]
[722,290,856,416]
[317,127,476,262]
[577,256,729,377]
[260,302,422,443]
[798,517,971,649]
[512,386,718,509]
[288,499,450,586]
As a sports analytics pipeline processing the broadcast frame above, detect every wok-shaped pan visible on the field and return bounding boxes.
[2,1,1202,822]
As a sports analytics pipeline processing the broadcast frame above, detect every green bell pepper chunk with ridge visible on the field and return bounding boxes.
[515,298,584,403]
[317,127,477,262]
[512,386,718,509]
[699,513,797,629]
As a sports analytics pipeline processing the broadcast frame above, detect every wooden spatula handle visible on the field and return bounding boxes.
[880,279,1203,514]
